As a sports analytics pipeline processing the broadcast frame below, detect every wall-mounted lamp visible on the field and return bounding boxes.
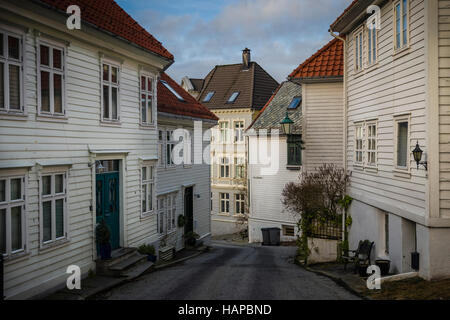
[412,141,427,171]
[280,112,294,136]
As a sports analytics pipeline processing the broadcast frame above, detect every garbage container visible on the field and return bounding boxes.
[261,228,271,246]
[268,227,281,246]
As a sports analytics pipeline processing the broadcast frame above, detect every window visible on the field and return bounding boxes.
[183,130,192,166]
[394,0,409,51]
[235,194,245,215]
[384,213,389,254]
[227,91,240,103]
[158,130,164,167]
[38,41,65,116]
[203,91,214,102]
[367,19,377,65]
[101,61,120,121]
[157,197,165,234]
[210,192,213,213]
[395,118,409,169]
[157,193,177,234]
[40,172,67,245]
[0,29,23,112]
[161,79,185,102]
[282,225,295,237]
[234,157,245,179]
[220,157,230,178]
[0,175,25,256]
[140,74,155,125]
[220,193,230,214]
[141,165,155,216]
[219,121,229,143]
[355,124,364,164]
[366,122,377,166]
[287,135,302,166]
[166,193,176,232]
[354,29,363,71]
[288,97,302,109]
[234,121,244,143]
[166,130,175,167]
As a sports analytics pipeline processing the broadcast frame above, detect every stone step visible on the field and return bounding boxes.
[109,253,146,273]
[122,260,154,280]
[98,247,137,268]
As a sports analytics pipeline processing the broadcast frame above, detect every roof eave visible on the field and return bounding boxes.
[330,0,377,34]
[289,76,343,84]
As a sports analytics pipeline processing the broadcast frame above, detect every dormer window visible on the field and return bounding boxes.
[227,91,240,103]
[203,91,215,102]
[288,96,302,109]
[161,79,185,102]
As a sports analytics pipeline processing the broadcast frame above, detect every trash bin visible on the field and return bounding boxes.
[268,227,281,246]
[261,228,271,246]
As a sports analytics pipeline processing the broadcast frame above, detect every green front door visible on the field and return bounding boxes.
[96,172,120,250]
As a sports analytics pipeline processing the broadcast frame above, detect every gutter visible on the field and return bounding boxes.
[157,111,218,126]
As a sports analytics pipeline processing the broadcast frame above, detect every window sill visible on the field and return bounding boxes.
[0,111,27,120]
[393,168,411,179]
[139,123,156,130]
[286,165,301,171]
[393,46,411,60]
[353,69,364,79]
[100,120,121,127]
[365,62,379,74]
[39,238,70,253]
[3,251,30,265]
[140,211,155,221]
[233,214,246,218]
[217,213,231,217]
[36,114,68,123]
[365,166,378,174]
[353,164,364,171]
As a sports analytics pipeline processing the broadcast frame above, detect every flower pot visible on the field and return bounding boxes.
[99,243,112,260]
[376,259,391,276]
[147,254,157,262]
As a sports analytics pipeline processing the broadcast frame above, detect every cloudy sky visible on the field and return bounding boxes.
[116,0,350,84]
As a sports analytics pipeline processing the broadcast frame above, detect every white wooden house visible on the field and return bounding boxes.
[331,0,450,279]
[246,38,345,244]
[0,0,174,299]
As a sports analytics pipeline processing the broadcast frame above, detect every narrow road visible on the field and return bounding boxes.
[99,241,359,300]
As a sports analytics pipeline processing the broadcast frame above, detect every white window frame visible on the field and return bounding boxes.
[219,121,229,143]
[157,196,165,235]
[354,28,364,72]
[235,193,245,215]
[366,121,378,167]
[139,72,156,126]
[157,193,177,235]
[393,0,410,52]
[100,58,121,122]
[183,129,193,167]
[366,18,378,66]
[141,164,155,218]
[166,129,175,167]
[37,38,67,118]
[219,193,230,214]
[39,170,69,247]
[220,157,230,178]
[0,174,26,257]
[394,115,411,171]
[354,123,364,165]
[158,129,165,168]
[234,157,245,179]
[233,120,245,143]
[0,26,25,114]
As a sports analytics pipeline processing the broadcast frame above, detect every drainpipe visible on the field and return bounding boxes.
[329,29,347,243]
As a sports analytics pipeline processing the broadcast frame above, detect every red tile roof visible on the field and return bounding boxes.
[289,38,344,79]
[330,0,359,31]
[158,73,218,121]
[38,0,173,60]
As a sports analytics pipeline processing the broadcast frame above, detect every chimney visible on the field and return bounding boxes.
[242,48,251,69]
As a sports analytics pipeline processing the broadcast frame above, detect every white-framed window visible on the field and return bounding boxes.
[0,28,24,113]
[166,130,175,167]
[235,194,245,215]
[157,193,177,234]
[210,192,213,213]
[40,171,68,245]
[101,60,120,122]
[141,164,155,217]
[140,73,155,125]
[367,19,377,65]
[394,115,410,170]
[220,193,230,214]
[183,129,193,166]
[37,39,66,117]
[0,175,26,256]
[366,122,377,167]
[394,0,409,51]
[219,121,229,143]
[158,129,164,167]
[355,124,364,164]
[234,157,245,179]
[220,157,230,178]
[234,121,244,143]
[157,197,165,234]
[354,29,363,71]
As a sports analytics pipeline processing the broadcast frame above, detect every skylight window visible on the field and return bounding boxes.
[161,80,185,102]
[288,97,302,109]
[227,92,240,103]
[203,91,215,102]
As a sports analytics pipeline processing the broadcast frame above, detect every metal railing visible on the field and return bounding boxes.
[306,216,342,240]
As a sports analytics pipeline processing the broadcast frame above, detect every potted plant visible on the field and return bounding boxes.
[177,215,186,228]
[96,219,111,260]
[138,244,157,262]
[184,231,200,247]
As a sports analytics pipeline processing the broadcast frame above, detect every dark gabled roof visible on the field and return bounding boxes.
[36,0,173,61]
[198,62,279,110]
[248,81,302,135]
[289,38,344,80]
[158,73,218,121]
[189,79,204,92]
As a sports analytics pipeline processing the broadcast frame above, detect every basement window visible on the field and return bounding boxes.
[282,225,295,237]
[227,91,240,103]
[161,80,185,102]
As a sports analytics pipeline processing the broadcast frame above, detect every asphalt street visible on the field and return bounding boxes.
[99,241,359,300]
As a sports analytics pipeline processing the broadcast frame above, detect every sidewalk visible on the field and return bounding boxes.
[43,246,209,300]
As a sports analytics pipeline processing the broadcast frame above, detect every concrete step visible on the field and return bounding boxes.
[97,247,137,268]
[109,253,146,273]
[122,260,154,280]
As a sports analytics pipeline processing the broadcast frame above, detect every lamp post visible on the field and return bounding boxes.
[412,141,427,170]
[280,112,294,136]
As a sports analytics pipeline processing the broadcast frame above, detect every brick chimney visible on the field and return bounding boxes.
[242,48,251,69]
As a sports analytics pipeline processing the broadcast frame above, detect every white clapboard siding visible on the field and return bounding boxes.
[346,0,427,220]
[439,0,450,217]
[0,10,161,299]
[303,82,344,172]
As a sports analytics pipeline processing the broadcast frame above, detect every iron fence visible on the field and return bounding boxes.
[306,216,342,240]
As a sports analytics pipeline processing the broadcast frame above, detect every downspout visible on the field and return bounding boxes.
[329,29,347,243]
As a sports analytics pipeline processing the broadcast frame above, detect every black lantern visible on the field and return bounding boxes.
[280,112,294,135]
[412,141,427,170]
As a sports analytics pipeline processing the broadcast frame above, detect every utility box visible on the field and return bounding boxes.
[261,228,271,246]
[268,228,281,246]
